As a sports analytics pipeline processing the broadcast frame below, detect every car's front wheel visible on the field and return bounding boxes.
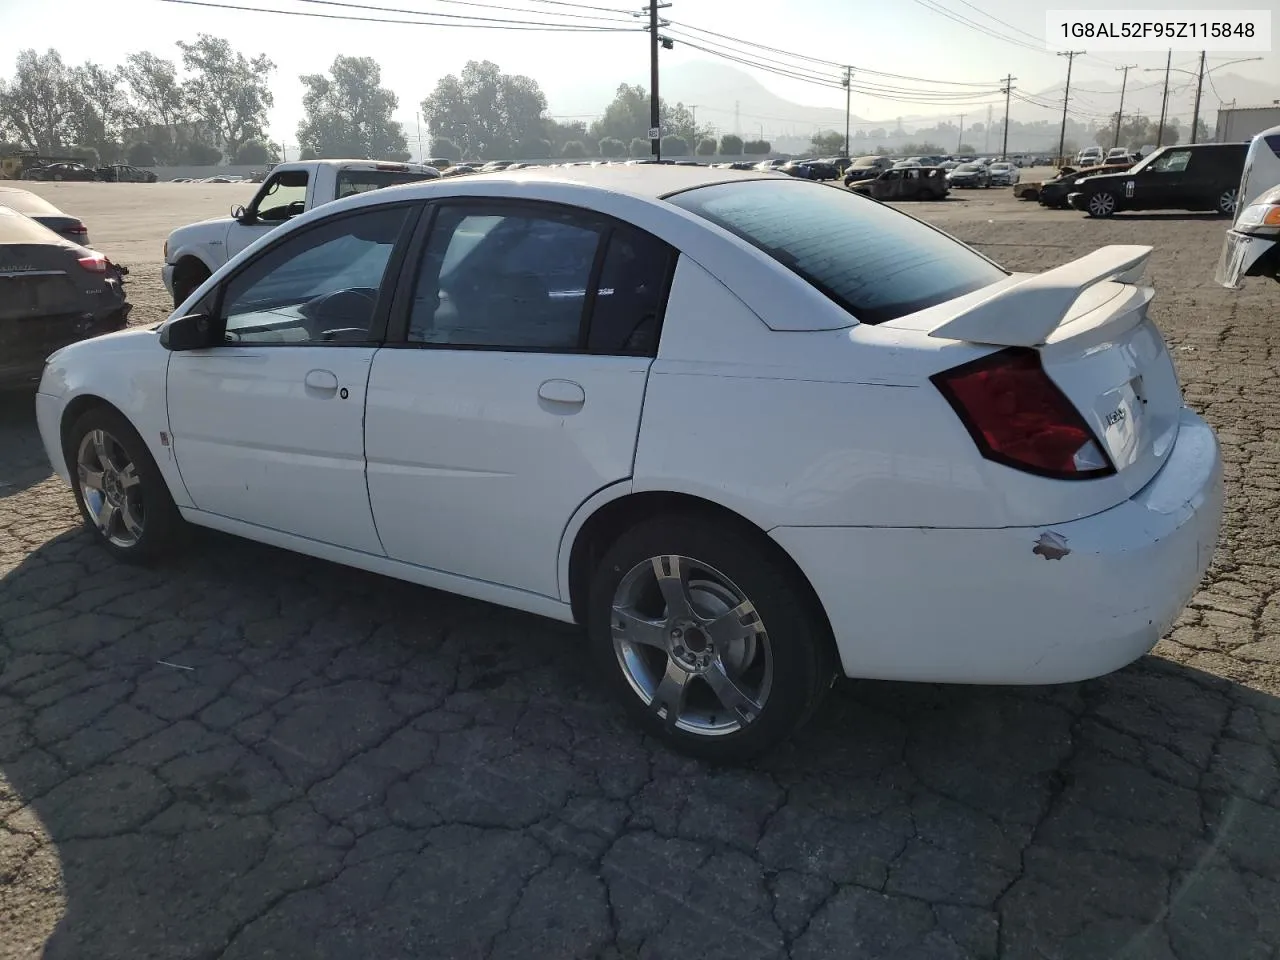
[1086,191,1118,217]
[588,514,835,762]
[65,406,185,564]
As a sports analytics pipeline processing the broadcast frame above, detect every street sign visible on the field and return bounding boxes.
[647,127,661,140]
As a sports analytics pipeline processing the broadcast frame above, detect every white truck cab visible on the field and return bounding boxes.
[1215,124,1280,289]
[162,159,439,307]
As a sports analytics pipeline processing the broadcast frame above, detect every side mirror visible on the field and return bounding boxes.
[160,312,217,351]
[231,204,253,223]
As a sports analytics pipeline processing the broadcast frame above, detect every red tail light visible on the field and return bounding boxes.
[66,224,88,236]
[931,347,1114,480]
[77,253,108,273]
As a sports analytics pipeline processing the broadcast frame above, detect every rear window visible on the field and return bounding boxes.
[668,180,1004,324]
[335,169,438,199]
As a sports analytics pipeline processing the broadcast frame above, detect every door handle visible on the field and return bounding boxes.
[304,369,339,394]
[537,379,585,405]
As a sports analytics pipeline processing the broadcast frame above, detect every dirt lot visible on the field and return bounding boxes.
[2,179,1279,960]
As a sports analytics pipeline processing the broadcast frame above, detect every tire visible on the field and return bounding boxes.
[1086,191,1118,218]
[587,513,836,762]
[172,261,211,309]
[1217,188,1238,217]
[63,405,185,565]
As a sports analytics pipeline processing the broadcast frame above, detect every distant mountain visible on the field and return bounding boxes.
[543,60,861,135]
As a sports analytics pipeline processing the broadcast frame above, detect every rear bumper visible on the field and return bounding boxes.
[0,304,131,389]
[1215,229,1279,288]
[772,408,1223,685]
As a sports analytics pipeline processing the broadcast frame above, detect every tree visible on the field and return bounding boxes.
[422,60,546,160]
[177,34,275,160]
[236,139,271,165]
[969,122,984,134]
[599,137,627,158]
[809,130,846,155]
[0,49,82,153]
[69,145,99,166]
[120,52,189,163]
[183,141,222,165]
[128,142,158,166]
[430,137,461,161]
[69,63,129,162]
[297,56,408,161]
[719,134,744,155]
[299,146,319,161]
[590,84,711,146]
[695,137,716,156]
[629,137,649,157]
[661,135,688,156]
[516,137,552,159]
[743,138,770,155]
[561,140,588,158]
[957,143,975,155]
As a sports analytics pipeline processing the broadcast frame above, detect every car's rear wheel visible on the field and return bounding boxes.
[1087,191,1118,218]
[1217,188,1239,217]
[588,514,835,762]
[65,406,185,564]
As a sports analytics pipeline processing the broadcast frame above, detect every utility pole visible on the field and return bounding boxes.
[843,66,852,157]
[734,100,740,136]
[1190,50,1206,143]
[1156,50,1171,146]
[957,113,965,152]
[1000,74,1015,159]
[985,104,992,152]
[643,0,671,160]
[1057,50,1084,163]
[1112,65,1136,149]
[415,112,423,161]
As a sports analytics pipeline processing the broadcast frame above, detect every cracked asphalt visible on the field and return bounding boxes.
[2,184,1279,959]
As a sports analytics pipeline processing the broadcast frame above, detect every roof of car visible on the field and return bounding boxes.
[454,164,783,199]
[0,186,62,216]
[0,205,69,244]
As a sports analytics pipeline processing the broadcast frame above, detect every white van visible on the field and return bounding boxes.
[1215,124,1280,288]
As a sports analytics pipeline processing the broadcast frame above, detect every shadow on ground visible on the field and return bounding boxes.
[3,515,1279,960]
[0,389,47,498]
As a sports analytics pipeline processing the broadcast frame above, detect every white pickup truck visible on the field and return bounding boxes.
[161,159,440,307]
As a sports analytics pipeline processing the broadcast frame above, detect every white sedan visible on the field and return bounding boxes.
[35,166,1223,761]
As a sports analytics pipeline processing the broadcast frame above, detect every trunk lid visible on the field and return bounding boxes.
[888,245,1185,519]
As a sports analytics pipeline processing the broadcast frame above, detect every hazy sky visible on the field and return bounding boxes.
[1,0,1276,148]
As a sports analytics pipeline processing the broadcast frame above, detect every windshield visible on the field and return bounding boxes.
[956,164,980,172]
[852,157,880,167]
[667,179,1006,325]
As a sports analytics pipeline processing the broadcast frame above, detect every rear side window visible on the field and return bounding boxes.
[667,180,1006,325]
[336,169,438,199]
[588,226,675,355]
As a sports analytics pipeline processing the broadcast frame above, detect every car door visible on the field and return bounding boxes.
[166,201,418,553]
[364,199,677,598]
[225,168,311,261]
[1128,148,1191,209]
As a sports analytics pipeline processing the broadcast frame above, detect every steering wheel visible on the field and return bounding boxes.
[299,287,379,338]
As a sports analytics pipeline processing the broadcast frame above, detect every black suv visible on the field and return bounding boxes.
[1068,142,1247,218]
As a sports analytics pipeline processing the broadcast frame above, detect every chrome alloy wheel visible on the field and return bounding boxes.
[611,555,774,737]
[77,428,144,548]
[1219,188,1239,216]
[1088,192,1116,217]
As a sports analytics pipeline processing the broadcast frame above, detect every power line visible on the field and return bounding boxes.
[663,20,1004,87]
[156,0,639,29]
[288,0,635,24]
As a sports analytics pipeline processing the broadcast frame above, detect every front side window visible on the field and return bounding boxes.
[1148,150,1191,174]
[253,171,309,222]
[668,179,1006,325]
[407,204,604,350]
[220,205,409,344]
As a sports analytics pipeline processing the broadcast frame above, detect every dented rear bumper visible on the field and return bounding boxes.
[771,407,1223,684]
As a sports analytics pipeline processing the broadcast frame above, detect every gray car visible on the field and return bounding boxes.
[0,206,129,389]
[0,186,92,245]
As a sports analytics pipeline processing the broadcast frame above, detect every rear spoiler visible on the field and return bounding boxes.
[929,244,1152,346]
